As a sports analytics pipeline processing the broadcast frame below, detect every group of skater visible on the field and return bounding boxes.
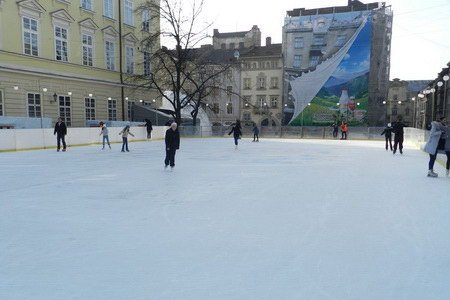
[331,122,349,140]
[380,116,407,154]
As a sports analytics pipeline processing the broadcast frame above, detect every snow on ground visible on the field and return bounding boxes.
[1,138,450,300]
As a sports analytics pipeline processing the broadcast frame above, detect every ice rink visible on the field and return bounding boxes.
[1,138,450,299]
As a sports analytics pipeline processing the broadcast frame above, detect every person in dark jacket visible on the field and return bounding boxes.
[331,123,339,138]
[252,123,259,142]
[144,119,153,139]
[54,117,67,152]
[392,116,407,154]
[165,122,180,169]
[228,120,242,149]
[381,123,393,151]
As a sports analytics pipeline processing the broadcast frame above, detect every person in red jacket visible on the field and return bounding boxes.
[340,122,348,140]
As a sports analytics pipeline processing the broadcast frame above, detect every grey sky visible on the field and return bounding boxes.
[198,0,450,81]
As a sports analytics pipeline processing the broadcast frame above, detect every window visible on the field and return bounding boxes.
[270,96,278,108]
[226,86,232,96]
[243,78,251,90]
[124,0,133,26]
[293,55,302,68]
[108,99,117,120]
[144,50,151,76]
[82,34,93,66]
[310,56,320,68]
[405,107,410,116]
[212,103,219,114]
[392,105,397,116]
[336,35,346,47]
[142,9,150,32]
[243,112,251,121]
[22,17,39,56]
[393,94,398,100]
[85,97,96,120]
[105,40,115,70]
[27,93,41,118]
[243,96,251,108]
[104,0,113,18]
[239,42,244,49]
[221,43,226,50]
[59,95,71,126]
[270,77,279,89]
[226,103,233,114]
[127,101,135,120]
[0,90,4,116]
[229,42,235,49]
[126,46,134,74]
[81,0,93,10]
[257,95,266,107]
[294,37,304,49]
[55,26,68,62]
[257,77,266,89]
[271,61,278,68]
[313,35,325,45]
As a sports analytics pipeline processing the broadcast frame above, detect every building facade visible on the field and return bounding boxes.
[0,0,160,127]
[282,0,392,126]
[212,25,261,50]
[240,40,283,127]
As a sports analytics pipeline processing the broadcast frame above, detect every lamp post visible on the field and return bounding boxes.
[443,75,449,118]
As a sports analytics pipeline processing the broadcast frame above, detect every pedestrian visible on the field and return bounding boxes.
[228,120,242,149]
[164,122,180,169]
[99,122,111,150]
[119,125,134,152]
[331,123,339,138]
[340,122,348,140]
[381,122,393,151]
[443,121,450,177]
[54,117,67,152]
[392,116,406,154]
[144,119,153,139]
[424,117,446,177]
[252,123,259,142]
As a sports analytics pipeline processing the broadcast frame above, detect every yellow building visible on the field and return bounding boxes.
[0,0,159,127]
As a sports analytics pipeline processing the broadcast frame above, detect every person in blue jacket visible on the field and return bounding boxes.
[228,120,242,149]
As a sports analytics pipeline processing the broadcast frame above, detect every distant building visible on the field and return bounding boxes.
[0,0,160,127]
[283,0,392,126]
[213,25,261,50]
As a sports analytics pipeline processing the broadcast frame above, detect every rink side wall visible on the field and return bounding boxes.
[0,126,430,152]
[0,126,168,151]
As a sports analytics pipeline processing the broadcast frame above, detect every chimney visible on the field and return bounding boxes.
[213,29,219,36]
[266,37,272,46]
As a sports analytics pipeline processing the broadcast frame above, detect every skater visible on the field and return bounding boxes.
[144,119,153,139]
[99,122,111,150]
[331,123,339,138]
[443,121,450,177]
[54,117,67,152]
[340,122,348,140]
[228,120,242,149]
[424,117,446,177]
[392,116,406,154]
[119,125,134,152]
[164,122,180,169]
[252,123,259,142]
[381,123,393,151]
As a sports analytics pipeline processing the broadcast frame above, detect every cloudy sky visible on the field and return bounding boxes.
[193,0,450,81]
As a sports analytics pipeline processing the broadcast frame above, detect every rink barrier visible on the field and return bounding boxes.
[0,126,168,152]
[0,126,430,152]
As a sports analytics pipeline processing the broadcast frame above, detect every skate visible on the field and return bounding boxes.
[427,170,438,178]
[62,149,66,152]
[446,169,449,177]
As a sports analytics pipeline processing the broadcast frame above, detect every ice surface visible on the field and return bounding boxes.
[1,138,450,299]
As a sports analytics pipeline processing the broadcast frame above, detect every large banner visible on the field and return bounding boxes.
[286,11,372,126]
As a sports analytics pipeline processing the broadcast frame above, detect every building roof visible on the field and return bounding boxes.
[287,0,382,17]
[239,44,282,58]
[214,31,248,38]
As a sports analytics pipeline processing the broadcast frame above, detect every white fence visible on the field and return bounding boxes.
[0,126,168,151]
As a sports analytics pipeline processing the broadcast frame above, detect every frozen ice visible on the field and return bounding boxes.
[1,138,450,299]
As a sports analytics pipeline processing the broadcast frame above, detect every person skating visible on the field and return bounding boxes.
[392,116,406,154]
[443,121,450,177]
[228,120,242,149]
[252,123,259,142]
[144,119,153,139]
[119,125,134,152]
[340,122,348,140]
[331,123,339,138]
[424,117,446,177]
[164,122,180,170]
[54,117,67,152]
[99,122,111,150]
[381,123,393,151]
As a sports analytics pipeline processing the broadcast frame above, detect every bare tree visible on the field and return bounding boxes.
[132,0,233,125]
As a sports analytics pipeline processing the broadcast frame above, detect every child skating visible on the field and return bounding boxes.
[119,125,135,152]
[99,122,111,150]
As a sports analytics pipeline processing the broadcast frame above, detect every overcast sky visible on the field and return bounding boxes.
[195,0,450,81]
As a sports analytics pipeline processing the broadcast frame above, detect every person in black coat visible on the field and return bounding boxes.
[381,122,393,151]
[228,120,242,149]
[252,123,259,142]
[165,122,180,169]
[392,116,407,154]
[144,119,153,139]
[54,117,67,152]
[331,123,339,138]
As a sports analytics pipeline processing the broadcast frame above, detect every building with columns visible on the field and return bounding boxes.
[0,0,160,127]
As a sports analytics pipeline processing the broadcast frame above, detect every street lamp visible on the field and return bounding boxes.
[443,75,449,118]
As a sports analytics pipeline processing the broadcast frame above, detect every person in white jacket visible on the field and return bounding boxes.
[99,123,111,150]
[424,117,446,177]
